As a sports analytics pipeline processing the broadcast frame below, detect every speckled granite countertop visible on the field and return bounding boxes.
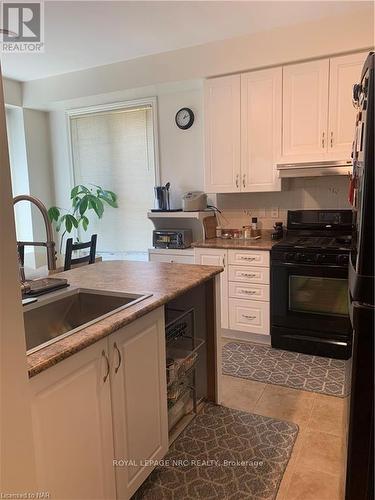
[27,260,222,378]
[192,231,278,251]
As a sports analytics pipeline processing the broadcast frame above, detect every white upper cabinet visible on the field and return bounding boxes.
[328,52,368,158]
[241,67,282,192]
[204,75,241,193]
[282,59,329,162]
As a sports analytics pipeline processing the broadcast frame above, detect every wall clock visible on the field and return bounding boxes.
[175,108,194,130]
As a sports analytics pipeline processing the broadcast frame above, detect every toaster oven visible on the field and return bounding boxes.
[152,229,193,249]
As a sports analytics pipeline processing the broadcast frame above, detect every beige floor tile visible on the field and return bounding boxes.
[297,429,344,476]
[253,384,315,426]
[276,429,308,500]
[284,467,343,500]
[221,375,265,412]
[308,394,347,436]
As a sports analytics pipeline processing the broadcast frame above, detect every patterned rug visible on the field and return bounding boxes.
[133,403,298,500]
[223,342,348,397]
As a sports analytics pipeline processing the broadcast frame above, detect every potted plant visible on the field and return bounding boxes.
[48,184,118,253]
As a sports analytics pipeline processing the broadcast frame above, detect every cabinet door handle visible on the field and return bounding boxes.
[330,131,333,148]
[242,174,246,188]
[102,350,110,383]
[114,342,122,373]
[222,255,226,268]
[321,131,325,148]
[242,314,256,320]
[235,174,239,188]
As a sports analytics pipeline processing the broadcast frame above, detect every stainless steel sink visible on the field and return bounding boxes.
[23,288,152,354]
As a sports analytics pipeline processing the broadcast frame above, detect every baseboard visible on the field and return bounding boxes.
[221,329,271,346]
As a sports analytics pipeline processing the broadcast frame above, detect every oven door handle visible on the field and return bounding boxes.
[271,262,345,270]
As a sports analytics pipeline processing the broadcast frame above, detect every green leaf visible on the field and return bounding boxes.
[48,206,60,222]
[70,185,80,199]
[98,192,118,208]
[80,215,89,231]
[95,198,104,218]
[65,215,72,233]
[64,214,79,233]
[79,195,89,216]
[56,214,66,232]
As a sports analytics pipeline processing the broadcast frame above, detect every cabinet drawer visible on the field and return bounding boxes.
[149,254,194,264]
[229,298,270,335]
[229,282,269,302]
[229,265,269,284]
[228,250,269,267]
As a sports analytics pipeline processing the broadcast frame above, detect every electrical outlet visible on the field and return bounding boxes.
[271,207,279,218]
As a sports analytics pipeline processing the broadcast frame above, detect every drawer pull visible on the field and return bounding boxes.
[241,290,257,295]
[240,257,256,261]
[241,273,257,277]
[242,314,256,320]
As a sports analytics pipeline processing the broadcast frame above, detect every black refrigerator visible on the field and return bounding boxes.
[345,52,374,500]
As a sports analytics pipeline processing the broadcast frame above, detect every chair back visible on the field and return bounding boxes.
[64,234,97,271]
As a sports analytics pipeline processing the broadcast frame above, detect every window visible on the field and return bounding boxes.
[69,100,158,259]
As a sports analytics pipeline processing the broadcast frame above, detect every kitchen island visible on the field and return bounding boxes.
[26,260,222,500]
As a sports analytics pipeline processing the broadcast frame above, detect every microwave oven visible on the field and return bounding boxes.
[152,229,193,249]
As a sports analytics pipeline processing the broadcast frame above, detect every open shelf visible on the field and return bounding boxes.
[147,210,214,220]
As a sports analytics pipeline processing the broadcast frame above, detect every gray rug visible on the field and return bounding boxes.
[223,342,348,397]
[133,403,298,500]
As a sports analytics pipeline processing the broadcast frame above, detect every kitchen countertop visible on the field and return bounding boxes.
[192,231,278,251]
[27,260,222,378]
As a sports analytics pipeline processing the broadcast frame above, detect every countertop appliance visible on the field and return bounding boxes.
[271,209,353,359]
[182,191,207,211]
[153,229,193,249]
[345,52,374,500]
[154,183,171,211]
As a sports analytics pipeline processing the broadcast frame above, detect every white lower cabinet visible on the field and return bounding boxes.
[194,247,228,328]
[229,298,270,335]
[30,339,116,500]
[229,282,270,302]
[195,248,270,337]
[29,307,168,500]
[110,309,168,499]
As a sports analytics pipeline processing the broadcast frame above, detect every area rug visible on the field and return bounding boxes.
[223,341,348,397]
[133,403,298,500]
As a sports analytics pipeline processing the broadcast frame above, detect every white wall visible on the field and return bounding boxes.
[23,109,54,246]
[3,77,22,106]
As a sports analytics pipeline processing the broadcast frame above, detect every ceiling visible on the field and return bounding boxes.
[0,1,370,82]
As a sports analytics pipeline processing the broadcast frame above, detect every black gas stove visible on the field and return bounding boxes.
[271,209,353,359]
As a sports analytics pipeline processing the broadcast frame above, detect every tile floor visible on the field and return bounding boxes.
[221,342,348,500]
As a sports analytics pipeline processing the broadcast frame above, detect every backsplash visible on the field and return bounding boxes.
[213,176,350,230]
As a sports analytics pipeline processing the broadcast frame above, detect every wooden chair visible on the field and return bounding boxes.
[64,234,97,271]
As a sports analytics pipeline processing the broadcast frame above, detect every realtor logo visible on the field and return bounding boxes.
[1,2,44,52]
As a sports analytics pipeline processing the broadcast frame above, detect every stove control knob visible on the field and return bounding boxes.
[284,252,294,261]
[337,254,349,265]
[315,254,326,264]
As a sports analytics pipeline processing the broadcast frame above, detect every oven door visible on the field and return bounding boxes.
[271,262,351,335]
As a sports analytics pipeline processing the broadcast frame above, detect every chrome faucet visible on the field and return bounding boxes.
[13,195,57,271]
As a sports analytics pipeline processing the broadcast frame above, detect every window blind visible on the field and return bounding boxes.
[70,105,155,253]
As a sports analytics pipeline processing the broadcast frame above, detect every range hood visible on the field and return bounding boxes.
[277,160,353,178]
